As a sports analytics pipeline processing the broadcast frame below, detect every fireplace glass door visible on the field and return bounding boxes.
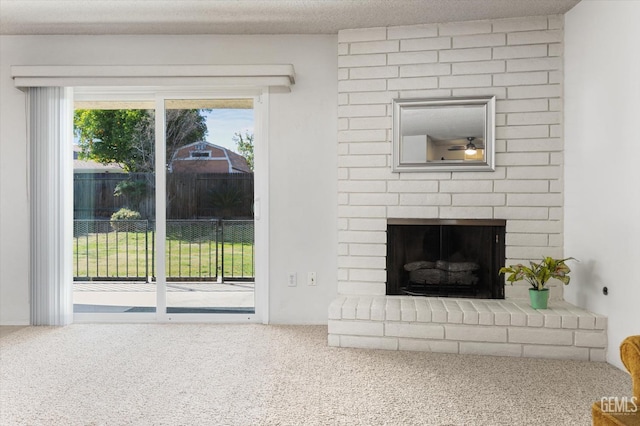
[386,219,505,299]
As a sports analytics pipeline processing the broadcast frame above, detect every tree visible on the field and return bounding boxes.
[74,108,208,173]
[233,130,254,171]
[165,109,209,164]
[74,109,149,172]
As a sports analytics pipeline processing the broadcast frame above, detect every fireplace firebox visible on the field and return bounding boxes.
[386,219,506,299]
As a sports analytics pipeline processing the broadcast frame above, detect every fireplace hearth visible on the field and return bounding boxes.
[386,219,506,299]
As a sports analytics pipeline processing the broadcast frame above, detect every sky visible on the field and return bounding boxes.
[204,109,254,153]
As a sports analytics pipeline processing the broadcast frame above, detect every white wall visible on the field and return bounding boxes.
[564,1,640,369]
[0,34,337,325]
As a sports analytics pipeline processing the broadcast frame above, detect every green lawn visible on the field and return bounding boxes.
[74,230,254,280]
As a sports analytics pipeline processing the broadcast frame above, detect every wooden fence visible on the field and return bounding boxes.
[74,172,254,219]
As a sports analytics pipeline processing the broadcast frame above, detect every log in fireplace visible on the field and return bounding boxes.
[386,219,506,299]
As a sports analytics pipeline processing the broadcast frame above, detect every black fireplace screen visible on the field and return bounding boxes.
[386,219,506,299]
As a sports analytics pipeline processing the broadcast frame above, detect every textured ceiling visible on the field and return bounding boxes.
[1,0,581,35]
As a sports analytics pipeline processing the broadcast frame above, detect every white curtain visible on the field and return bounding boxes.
[29,87,74,325]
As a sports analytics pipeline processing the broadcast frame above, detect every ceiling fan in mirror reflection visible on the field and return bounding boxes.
[447,137,485,155]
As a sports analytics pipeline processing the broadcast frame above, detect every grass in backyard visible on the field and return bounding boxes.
[74,231,254,279]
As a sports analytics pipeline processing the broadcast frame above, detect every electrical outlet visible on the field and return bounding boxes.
[308,272,317,286]
[287,272,297,287]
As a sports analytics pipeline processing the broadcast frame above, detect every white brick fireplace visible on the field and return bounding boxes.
[330,15,607,360]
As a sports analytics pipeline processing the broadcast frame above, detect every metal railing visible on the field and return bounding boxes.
[220,220,255,281]
[73,219,254,282]
[166,220,218,281]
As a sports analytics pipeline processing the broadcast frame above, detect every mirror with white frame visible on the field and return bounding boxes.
[392,96,495,172]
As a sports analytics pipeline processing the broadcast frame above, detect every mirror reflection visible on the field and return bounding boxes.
[393,97,495,172]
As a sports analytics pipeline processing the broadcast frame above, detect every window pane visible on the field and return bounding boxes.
[164,99,255,314]
[72,108,156,313]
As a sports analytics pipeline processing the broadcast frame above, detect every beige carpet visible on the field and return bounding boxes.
[0,324,631,425]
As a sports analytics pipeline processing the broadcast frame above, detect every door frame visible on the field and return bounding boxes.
[73,86,269,324]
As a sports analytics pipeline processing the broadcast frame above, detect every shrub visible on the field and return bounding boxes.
[110,208,143,232]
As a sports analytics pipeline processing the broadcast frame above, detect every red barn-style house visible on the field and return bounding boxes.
[169,141,251,174]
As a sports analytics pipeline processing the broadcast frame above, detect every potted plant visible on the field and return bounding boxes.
[499,256,576,309]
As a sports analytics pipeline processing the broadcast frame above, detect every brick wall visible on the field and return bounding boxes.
[337,16,564,298]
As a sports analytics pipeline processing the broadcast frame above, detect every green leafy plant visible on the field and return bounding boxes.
[114,179,148,200]
[110,208,142,232]
[499,256,576,291]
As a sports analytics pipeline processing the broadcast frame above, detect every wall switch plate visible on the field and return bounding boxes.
[308,272,317,286]
[287,272,297,287]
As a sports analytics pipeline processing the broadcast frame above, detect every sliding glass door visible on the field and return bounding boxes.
[73,91,262,321]
[161,98,256,315]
